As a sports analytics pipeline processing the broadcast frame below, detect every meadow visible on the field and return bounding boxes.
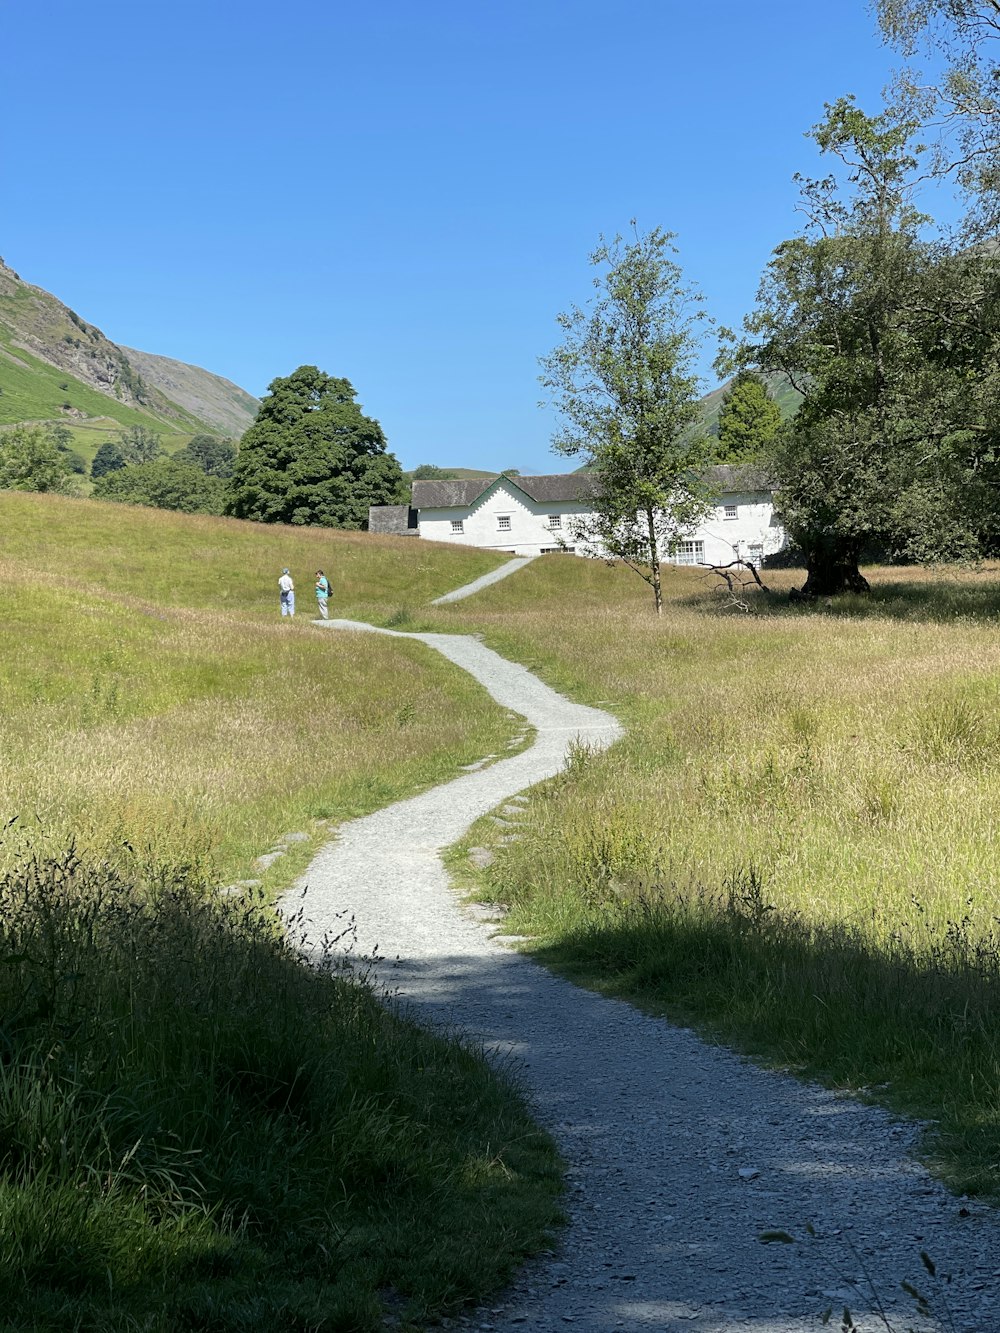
[431,555,1000,1198]
[0,492,562,1331]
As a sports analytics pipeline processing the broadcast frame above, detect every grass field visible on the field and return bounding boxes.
[0,493,561,1330]
[429,554,1000,1198]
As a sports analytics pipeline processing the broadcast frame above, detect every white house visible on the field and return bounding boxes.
[369,466,786,566]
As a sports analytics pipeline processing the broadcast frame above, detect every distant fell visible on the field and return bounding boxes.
[121,345,259,438]
[0,258,259,439]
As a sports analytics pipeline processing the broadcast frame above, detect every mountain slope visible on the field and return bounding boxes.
[0,258,258,439]
[120,346,259,438]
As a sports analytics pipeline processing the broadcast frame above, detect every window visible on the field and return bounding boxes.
[673,540,704,566]
[497,514,511,531]
[548,514,562,530]
[723,503,738,520]
[541,546,575,554]
[450,519,464,534]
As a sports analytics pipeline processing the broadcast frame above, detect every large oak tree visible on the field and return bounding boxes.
[227,366,406,528]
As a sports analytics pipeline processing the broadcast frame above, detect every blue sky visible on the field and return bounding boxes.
[4,1,951,473]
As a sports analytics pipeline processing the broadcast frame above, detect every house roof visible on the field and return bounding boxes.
[368,504,418,535]
[411,473,597,509]
[411,467,773,511]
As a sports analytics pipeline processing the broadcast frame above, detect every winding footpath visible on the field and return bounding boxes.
[283,586,1000,1332]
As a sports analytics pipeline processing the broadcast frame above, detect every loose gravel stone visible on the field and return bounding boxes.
[290,619,1000,1333]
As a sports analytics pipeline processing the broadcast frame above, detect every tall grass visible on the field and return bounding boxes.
[0,848,561,1330]
[0,493,513,888]
[435,556,1000,1195]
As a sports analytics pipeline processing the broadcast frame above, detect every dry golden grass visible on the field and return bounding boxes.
[0,493,514,886]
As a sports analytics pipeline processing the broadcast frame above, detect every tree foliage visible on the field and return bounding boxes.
[876,0,1000,234]
[539,224,713,615]
[92,458,227,515]
[734,98,1000,595]
[411,463,458,480]
[0,426,81,495]
[226,366,406,528]
[118,425,163,465]
[174,434,236,478]
[716,372,781,461]
[91,441,127,479]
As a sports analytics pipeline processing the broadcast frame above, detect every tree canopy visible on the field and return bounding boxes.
[0,425,81,495]
[715,372,781,462]
[226,366,406,528]
[539,224,712,615]
[91,441,127,479]
[92,458,227,515]
[174,434,236,478]
[733,98,1000,595]
[876,0,1000,235]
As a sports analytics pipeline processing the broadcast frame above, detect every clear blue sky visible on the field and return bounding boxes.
[3,1,949,473]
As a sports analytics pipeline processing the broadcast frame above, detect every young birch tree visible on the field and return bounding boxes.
[539,225,712,616]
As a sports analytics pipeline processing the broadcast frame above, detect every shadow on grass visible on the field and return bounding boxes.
[519,881,1000,1200]
[681,570,1000,625]
[0,848,561,1332]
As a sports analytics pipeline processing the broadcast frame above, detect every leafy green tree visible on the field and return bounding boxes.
[226,366,406,528]
[411,463,458,480]
[91,441,128,479]
[0,425,81,494]
[876,0,1000,235]
[734,98,1000,594]
[715,371,781,461]
[539,224,713,615]
[118,424,163,464]
[92,458,227,515]
[175,434,236,478]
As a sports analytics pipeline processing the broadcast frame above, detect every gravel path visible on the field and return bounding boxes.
[431,555,538,604]
[286,620,1000,1333]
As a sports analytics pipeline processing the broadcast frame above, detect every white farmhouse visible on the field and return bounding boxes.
[369,466,786,566]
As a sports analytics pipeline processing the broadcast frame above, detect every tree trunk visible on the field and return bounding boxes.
[646,507,663,615]
[797,537,870,598]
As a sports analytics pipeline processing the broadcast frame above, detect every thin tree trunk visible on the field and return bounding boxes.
[646,507,663,615]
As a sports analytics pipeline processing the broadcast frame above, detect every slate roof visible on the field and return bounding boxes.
[411,473,597,509]
[410,467,773,511]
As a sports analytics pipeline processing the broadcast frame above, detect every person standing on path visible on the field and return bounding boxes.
[278,568,295,618]
[315,570,330,619]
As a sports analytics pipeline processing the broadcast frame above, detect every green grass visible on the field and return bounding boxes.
[0,493,561,1329]
[0,851,561,1331]
[430,554,1000,1198]
[0,491,511,888]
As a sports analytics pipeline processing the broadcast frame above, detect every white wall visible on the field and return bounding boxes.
[677,493,786,567]
[418,481,785,565]
[418,480,593,556]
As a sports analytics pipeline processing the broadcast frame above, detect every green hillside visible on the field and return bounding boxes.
[0,258,259,457]
[699,369,802,436]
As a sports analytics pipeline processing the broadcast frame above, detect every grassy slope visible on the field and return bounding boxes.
[0,496,561,1330]
[0,335,189,435]
[0,492,510,886]
[428,555,1000,1198]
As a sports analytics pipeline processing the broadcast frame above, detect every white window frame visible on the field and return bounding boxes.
[497,514,512,531]
[450,519,464,534]
[548,513,562,530]
[723,503,738,521]
[673,539,705,566]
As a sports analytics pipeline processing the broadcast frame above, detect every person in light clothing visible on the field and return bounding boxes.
[315,570,330,619]
[278,568,295,617]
